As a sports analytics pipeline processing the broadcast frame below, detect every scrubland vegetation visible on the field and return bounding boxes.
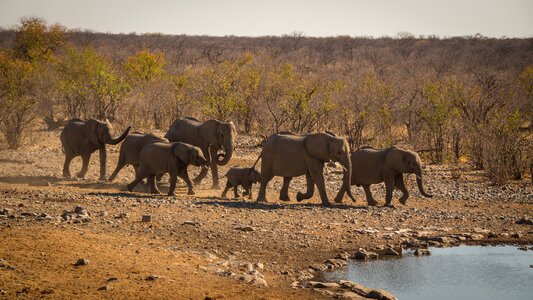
[0,17,531,184]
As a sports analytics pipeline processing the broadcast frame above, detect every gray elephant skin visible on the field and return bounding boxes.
[108,133,168,182]
[334,146,433,206]
[256,132,356,206]
[221,166,261,199]
[127,142,208,196]
[165,117,236,188]
[60,118,130,180]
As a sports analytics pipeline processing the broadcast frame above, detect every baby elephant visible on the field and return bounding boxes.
[127,142,208,196]
[221,167,261,199]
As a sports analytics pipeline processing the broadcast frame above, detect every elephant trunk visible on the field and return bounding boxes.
[216,138,234,166]
[415,169,433,198]
[341,156,356,202]
[107,126,131,145]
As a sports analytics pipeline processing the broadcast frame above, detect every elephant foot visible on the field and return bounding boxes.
[211,184,220,189]
[367,199,379,206]
[333,194,344,204]
[296,192,311,202]
[221,193,227,199]
[188,189,196,195]
[76,173,86,179]
[256,196,268,203]
[127,183,135,192]
[321,201,332,207]
[63,172,71,178]
[167,192,175,196]
[279,194,291,202]
[384,203,396,209]
[98,176,107,182]
[399,197,408,205]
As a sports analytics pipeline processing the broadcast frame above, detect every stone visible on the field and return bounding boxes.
[384,247,400,256]
[107,277,118,282]
[254,262,264,270]
[145,275,159,280]
[511,233,522,238]
[414,248,431,256]
[182,220,198,226]
[234,225,255,232]
[74,206,87,215]
[141,215,152,222]
[252,277,268,287]
[74,258,89,266]
[309,281,340,289]
[98,285,110,291]
[516,217,533,225]
[368,289,398,300]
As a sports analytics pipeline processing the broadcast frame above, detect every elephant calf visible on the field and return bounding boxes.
[334,146,433,207]
[108,133,168,182]
[127,142,208,196]
[221,166,262,199]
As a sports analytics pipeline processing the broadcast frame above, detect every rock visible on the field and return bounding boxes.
[368,289,398,300]
[511,233,522,238]
[414,249,431,256]
[74,258,89,266]
[384,247,401,256]
[0,258,15,270]
[141,215,152,222]
[336,252,350,260]
[353,248,378,260]
[0,208,12,215]
[254,262,264,270]
[325,258,348,268]
[98,285,110,291]
[516,217,533,225]
[309,281,340,289]
[107,277,118,282]
[38,213,53,221]
[182,220,198,226]
[145,275,159,280]
[530,265,533,268]
[74,206,87,215]
[253,277,268,287]
[234,225,255,232]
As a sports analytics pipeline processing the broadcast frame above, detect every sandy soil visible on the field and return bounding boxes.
[0,127,532,299]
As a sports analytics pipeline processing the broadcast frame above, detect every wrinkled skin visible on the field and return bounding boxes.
[60,118,130,180]
[165,117,236,188]
[334,146,433,207]
[221,167,262,199]
[127,142,208,196]
[256,132,356,207]
[108,133,168,182]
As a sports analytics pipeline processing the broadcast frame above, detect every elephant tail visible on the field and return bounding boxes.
[251,154,261,170]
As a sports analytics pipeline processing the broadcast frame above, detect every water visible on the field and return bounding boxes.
[323,246,533,300]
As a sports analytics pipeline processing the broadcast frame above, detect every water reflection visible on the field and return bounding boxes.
[323,246,533,300]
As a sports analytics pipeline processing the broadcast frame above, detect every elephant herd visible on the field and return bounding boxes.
[60,117,433,207]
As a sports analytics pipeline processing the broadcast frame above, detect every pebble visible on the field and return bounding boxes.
[141,215,152,222]
[145,275,159,281]
[74,258,89,266]
[414,248,431,256]
[97,285,110,291]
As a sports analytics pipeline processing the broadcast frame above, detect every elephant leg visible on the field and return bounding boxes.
[333,185,346,203]
[395,174,410,205]
[193,165,209,185]
[209,147,220,189]
[63,152,74,178]
[233,184,240,198]
[98,146,107,181]
[108,154,126,182]
[178,167,195,195]
[77,153,91,178]
[384,178,395,207]
[257,170,273,203]
[127,176,143,192]
[296,173,315,202]
[279,177,292,201]
[155,173,164,182]
[149,175,162,195]
[221,182,232,198]
[245,184,253,199]
[308,159,330,206]
[363,185,378,206]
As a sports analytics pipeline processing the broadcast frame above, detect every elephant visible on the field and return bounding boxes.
[108,133,168,182]
[256,132,356,206]
[127,142,208,196]
[165,117,236,188]
[60,118,130,180]
[333,146,433,207]
[221,166,262,199]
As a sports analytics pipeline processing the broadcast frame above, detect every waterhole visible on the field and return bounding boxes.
[322,246,533,300]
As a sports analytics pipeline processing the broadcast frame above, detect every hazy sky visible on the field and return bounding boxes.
[0,0,532,37]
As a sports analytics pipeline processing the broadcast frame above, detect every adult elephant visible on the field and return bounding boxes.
[256,132,356,206]
[165,117,236,188]
[334,146,433,207]
[60,118,130,180]
[108,133,168,182]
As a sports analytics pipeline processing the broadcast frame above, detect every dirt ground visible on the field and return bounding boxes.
[0,126,532,299]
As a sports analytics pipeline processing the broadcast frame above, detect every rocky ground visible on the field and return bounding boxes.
[0,126,532,299]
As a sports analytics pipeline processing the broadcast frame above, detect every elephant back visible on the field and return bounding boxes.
[165,118,202,145]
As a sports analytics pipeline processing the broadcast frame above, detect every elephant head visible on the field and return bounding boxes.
[387,149,433,198]
[84,119,131,146]
[306,133,356,202]
[174,143,208,167]
[200,120,236,166]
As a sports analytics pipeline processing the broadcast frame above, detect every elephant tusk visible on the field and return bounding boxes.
[341,165,348,172]
[416,175,422,180]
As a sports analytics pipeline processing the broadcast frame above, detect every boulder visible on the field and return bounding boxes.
[414,249,431,256]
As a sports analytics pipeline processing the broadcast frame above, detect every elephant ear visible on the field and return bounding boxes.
[173,143,189,163]
[199,120,220,147]
[84,119,100,145]
[305,133,331,162]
